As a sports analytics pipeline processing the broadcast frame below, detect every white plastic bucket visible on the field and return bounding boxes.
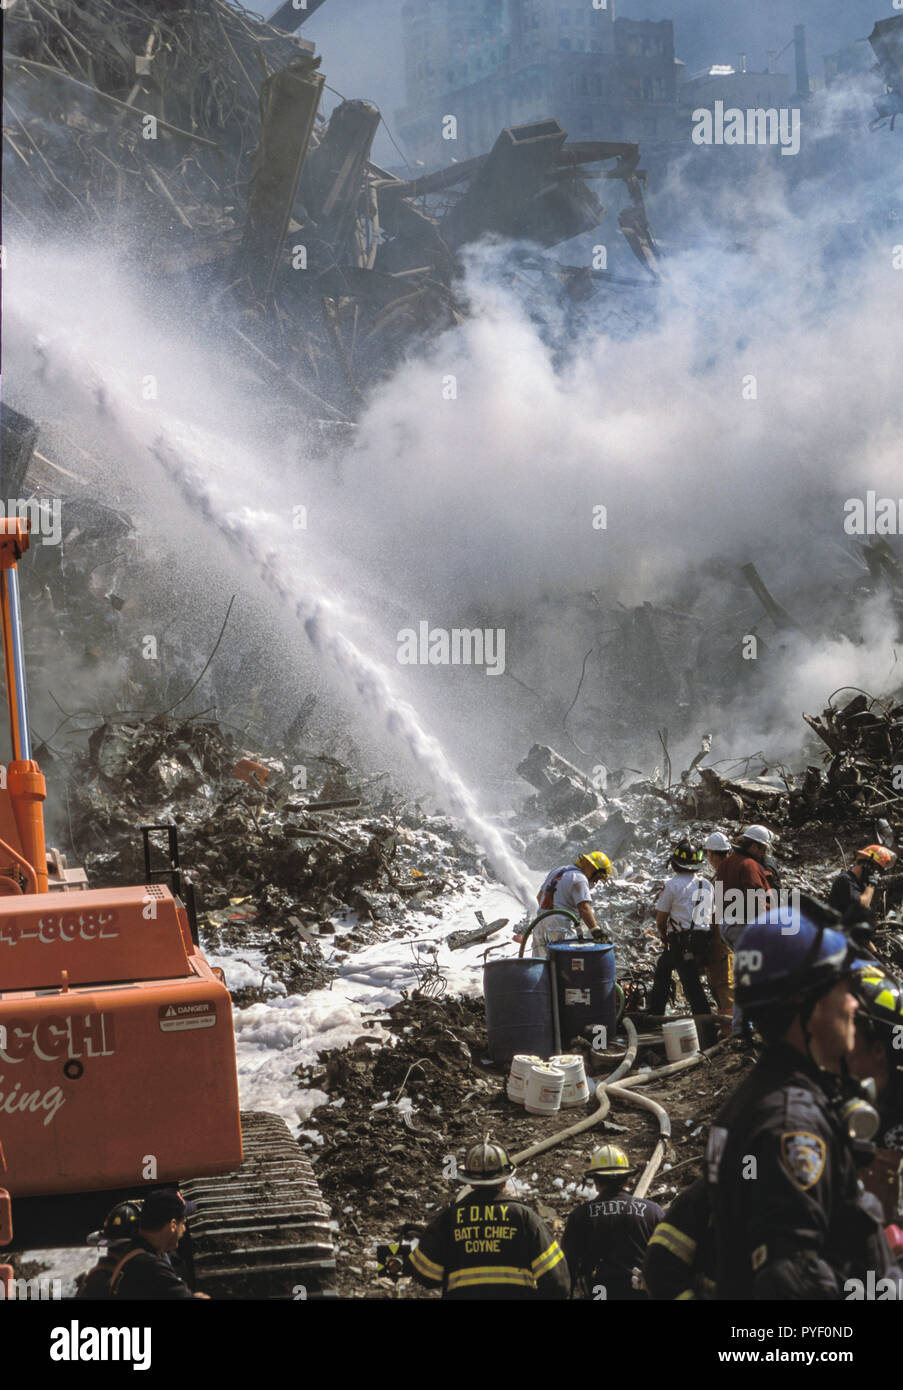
[550,1054,589,1108]
[524,1062,565,1115]
[663,1018,700,1062]
[507,1054,543,1104]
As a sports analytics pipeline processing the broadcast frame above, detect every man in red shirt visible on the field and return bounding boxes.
[714,824,774,952]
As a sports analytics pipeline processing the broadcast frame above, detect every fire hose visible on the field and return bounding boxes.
[506,912,728,1195]
[510,1020,730,1196]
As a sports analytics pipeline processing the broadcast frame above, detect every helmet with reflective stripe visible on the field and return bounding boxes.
[584,1143,637,1179]
[855,845,897,872]
[671,840,704,871]
[575,851,613,881]
[734,895,856,1018]
[852,963,903,1067]
[459,1139,516,1186]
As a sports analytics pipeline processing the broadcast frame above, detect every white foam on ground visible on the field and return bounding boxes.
[226,882,520,1130]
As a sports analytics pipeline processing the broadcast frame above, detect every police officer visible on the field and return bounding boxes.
[562,1144,663,1299]
[409,1140,569,1299]
[644,1177,715,1301]
[706,896,897,1299]
[76,1202,141,1300]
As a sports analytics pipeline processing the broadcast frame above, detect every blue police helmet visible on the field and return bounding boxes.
[733,897,855,1016]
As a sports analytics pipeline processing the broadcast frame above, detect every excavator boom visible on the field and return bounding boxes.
[0,520,48,894]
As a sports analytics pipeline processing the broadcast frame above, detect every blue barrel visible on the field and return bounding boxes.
[483,958,554,1064]
[548,943,616,1048]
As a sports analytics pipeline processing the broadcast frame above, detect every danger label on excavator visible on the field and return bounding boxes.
[158,1000,217,1032]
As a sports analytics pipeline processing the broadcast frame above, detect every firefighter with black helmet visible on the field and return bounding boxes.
[706,896,898,1299]
[646,841,714,1024]
[562,1144,663,1299]
[409,1139,569,1299]
[75,1202,142,1300]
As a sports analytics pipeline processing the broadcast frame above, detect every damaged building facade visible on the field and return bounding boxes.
[397,1,680,164]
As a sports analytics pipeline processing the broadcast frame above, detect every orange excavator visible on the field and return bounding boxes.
[0,518,335,1297]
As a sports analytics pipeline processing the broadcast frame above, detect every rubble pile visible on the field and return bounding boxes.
[3,0,658,425]
[295,994,756,1298]
[67,711,455,909]
[515,678,903,860]
[797,691,903,818]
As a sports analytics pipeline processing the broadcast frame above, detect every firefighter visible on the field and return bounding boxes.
[706,896,896,1299]
[644,1177,715,1301]
[562,1145,663,1300]
[76,1202,141,1300]
[646,841,714,1024]
[848,963,903,1225]
[828,844,897,918]
[715,824,775,943]
[519,851,613,959]
[703,831,734,1035]
[408,1140,569,1299]
[110,1188,210,1300]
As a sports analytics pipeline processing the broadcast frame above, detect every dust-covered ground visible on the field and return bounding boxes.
[294,994,755,1298]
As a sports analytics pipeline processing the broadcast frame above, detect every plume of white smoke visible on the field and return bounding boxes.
[3,87,902,810]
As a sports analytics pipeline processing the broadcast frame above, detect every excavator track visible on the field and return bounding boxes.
[180,1111,337,1299]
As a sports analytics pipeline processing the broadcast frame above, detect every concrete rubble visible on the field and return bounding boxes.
[3,0,659,428]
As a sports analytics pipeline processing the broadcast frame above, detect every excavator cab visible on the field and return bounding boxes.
[0,517,242,1256]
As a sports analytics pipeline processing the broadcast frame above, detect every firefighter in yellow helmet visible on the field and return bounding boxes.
[848,964,903,1228]
[408,1139,569,1299]
[561,1144,664,1299]
[521,851,613,959]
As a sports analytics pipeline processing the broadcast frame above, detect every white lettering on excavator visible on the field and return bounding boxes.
[0,1013,116,1064]
[0,909,119,946]
[0,1076,66,1126]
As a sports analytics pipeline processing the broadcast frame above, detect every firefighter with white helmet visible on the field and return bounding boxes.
[702,831,735,1034]
[562,1144,664,1300]
[714,823,774,953]
[409,1139,569,1300]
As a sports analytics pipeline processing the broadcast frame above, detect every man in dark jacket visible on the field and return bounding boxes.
[707,897,897,1299]
[409,1140,569,1299]
[848,962,903,1225]
[76,1202,141,1300]
[828,844,896,918]
[562,1144,663,1299]
[644,1178,715,1301]
[111,1188,209,1300]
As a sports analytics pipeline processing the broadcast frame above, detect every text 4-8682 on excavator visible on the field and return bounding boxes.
[0,518,336,1298]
